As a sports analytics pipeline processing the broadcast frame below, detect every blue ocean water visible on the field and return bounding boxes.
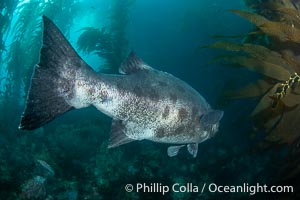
[0,0,298,199]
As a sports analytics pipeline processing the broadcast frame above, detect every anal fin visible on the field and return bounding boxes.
[167,145,185,157]
[108,119,135,148]
[187,143,198,158]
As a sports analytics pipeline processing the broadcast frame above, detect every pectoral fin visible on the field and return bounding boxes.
[187,143,198,158]
[108,119,135,148]
[167,145,185,157]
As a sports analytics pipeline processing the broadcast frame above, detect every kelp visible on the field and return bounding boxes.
[224,80,272,99]
[231,9,300,43]
[207,1,300,146]
[77,0,135,73]
[3,0,81,100]
[207,42,292,80]
[0,1,83,197]
[0,0,18,58]
[77,26,120,71]
[1,1,42,131]
[244,0,299,16]
[77,27,109,54]
[230,10,270,26]
[1,0,82,138]
[43,0,81,37]
[207,2,300,188]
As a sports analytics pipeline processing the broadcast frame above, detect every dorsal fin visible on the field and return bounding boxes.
[119,50,153,74]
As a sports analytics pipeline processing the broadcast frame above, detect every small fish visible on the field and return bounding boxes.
[37,160,54,177]
[19,16,223,158]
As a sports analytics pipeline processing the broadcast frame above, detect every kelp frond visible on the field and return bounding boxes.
[207,1,300,145]
[230,9,300,43]
[259,21,300,43]
[224,80,272,99]
[76,0,134,73]
[207,41,292,80]
[230,10,270,26]
[275,7,300,28]
[77,27,109,54]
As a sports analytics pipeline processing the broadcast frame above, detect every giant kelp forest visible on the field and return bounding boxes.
[0,0,300,199]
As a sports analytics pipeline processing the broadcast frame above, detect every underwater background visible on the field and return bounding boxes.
[1,0,300,199]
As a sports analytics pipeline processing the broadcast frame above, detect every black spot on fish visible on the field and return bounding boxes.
[116,81,123,90]
[87,87,95,95]
[155,127,165,138]
[117,84,127,96]
[174,126,185,134]
[148,88,159,101]
[64,81,75,99]
[178,108,188,122]
[162,106,170,119]
[158,81,167,87]
[169,93,177,103]
[177,85,185,93]
[133,86,143,97]
[192,106,198,118]
[195,115,201,125]
[191,107,201,125]
[87,87,96,101]
[100,89,108,102]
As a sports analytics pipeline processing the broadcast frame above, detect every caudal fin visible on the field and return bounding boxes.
[19,16,93,130]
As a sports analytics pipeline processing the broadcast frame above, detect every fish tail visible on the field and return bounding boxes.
[19,16,94,130]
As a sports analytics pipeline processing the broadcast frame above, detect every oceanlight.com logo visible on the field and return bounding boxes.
[208,183,293,195]
[124,183,294,196]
